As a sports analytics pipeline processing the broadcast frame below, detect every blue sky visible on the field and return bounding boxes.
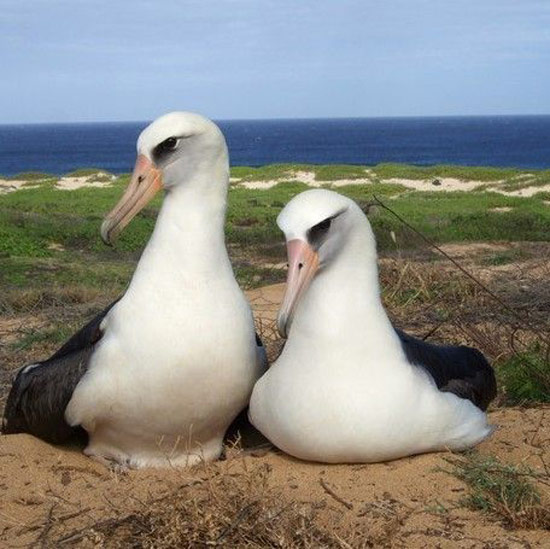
[1,0,549,123]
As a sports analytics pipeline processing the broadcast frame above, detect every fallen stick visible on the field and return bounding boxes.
[319,478,353,510]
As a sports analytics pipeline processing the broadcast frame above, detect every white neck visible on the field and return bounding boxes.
[127,170,233,294]
[289,228,402,359]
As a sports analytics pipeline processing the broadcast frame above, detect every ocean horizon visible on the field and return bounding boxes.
[1,115,549,176]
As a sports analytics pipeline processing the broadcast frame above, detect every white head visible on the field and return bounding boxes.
[276,189,377,338]
[101,112,229,244]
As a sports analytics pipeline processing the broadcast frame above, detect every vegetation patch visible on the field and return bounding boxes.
[311,164,369,180]
[371,163,522,182]
[497,346,550,405]
[59,463,344,548]
[230,164,308,182]
[7,171,53,181]
[449,452,550,530]
[64,168,112,178]
[498,170,550,192]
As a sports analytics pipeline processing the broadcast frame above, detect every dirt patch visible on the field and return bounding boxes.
[0,407,548,547]
[501,184,550,198]
[1,255,549,546]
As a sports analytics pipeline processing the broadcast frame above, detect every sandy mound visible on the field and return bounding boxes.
[0,172,117,194]
[231,169,550,198]
[55,173,115,191]
[0,285,548,546]
[0,179,43,194]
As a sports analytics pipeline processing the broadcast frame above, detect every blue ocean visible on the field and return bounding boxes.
[0,116,549,177]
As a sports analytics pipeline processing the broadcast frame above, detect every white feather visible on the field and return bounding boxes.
[250,189,492,463]
[65,113,264,468]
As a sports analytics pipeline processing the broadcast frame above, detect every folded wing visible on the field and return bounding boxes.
[2,300,119,443]
[396,328,497,411]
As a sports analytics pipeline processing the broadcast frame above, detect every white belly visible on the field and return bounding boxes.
[66,285,261,468]
[250,353,492,464]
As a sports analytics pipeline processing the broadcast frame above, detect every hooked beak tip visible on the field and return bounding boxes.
[277,316,288,339]
[100,220,115,246]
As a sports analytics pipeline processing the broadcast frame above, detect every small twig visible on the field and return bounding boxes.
[36,503,57,548]
[319,478,353,510]
[211,501,258,545]
[421,323,444,341]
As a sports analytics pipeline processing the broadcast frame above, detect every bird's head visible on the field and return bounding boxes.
[101,111,228,245]
[276,189,375,338]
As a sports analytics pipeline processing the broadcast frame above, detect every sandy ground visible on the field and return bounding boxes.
[0,179,43,193]
[0,284,549,546]
[0,173,115,194]
[55,174,115,190]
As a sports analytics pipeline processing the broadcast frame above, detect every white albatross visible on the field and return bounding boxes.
[249,189,496,463]
[3,112,266,468]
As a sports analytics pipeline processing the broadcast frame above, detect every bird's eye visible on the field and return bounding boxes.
[307,216,333,247]
[161,137,178,151]
[153,137,179,159]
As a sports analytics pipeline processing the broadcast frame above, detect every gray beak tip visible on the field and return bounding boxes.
[100,221,114,247]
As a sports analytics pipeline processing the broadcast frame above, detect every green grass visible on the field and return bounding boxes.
[449,452,550,529]
[228,162,543,185]
[497,346,550,405]
[371,163,522,182]
[230,164,305,181]
[2,163,550,294]
[498,170,550,192]
[64,168,112,178]
[10,325,76,352]
[311,164,369,180]
[7,171,53,181]
[481,248,529,266]
[230,163,371,182]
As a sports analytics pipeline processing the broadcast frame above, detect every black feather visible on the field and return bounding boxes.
[2,300,119,443]
[395,328,497,411]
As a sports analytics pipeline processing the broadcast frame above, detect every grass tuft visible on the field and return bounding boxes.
[449,452,550,530]
[497,346,550,405]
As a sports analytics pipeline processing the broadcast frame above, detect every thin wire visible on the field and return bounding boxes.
[371,195,550,348]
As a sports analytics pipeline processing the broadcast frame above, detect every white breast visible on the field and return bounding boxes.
[65,180,263,468]
[250,337,492,463]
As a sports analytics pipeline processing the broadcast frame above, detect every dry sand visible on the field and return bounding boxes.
[55,173,115,191]
[0,172,116,194]
[0,179,43,193]
[0,284,549,546]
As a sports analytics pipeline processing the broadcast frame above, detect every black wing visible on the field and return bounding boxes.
[395,328,497,411]
[2,299,119,443]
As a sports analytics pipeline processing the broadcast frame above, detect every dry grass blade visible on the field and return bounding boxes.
[57,464,347,548]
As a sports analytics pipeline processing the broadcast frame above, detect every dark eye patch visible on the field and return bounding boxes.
[307,217,332,246]
[153,137,179,161]
[306,208,347,248]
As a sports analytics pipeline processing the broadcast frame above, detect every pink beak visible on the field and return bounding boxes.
[101,154,163,245]
[277,239,320,338]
